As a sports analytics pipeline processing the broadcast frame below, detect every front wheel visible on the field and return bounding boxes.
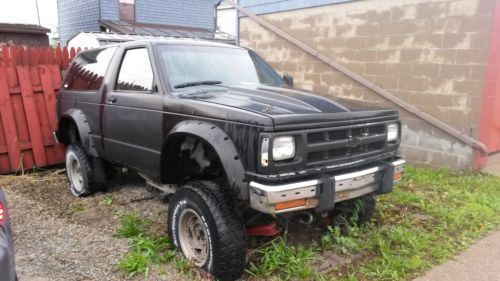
[168,181,246,281]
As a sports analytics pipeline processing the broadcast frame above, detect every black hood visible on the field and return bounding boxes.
[178,85,399,130]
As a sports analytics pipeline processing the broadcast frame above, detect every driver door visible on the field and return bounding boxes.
[102,46,163,173]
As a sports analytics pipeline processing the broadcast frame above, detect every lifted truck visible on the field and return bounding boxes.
[55,39,405,281]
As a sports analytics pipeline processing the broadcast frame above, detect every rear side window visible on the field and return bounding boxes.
[116,48,153,92]
[63,47,117,91]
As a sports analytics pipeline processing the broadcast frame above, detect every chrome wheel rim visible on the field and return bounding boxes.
[178,208,209,266]
[68,155,84,192]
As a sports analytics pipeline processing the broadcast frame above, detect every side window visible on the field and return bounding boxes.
[116,48,153,92]
[63,47,116,90]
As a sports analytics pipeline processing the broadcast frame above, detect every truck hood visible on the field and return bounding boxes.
[180,85,399,130]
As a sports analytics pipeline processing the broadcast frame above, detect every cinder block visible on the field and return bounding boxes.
[469,65,486,81]
[427,17,462,33]
[377,50,402,63]
[366,36,390,49]
[408,92,436,105]
[386,35,414,49]
[477,0,497,15]
[428,78,454,94]
[400,76,427,92]
[453,80,484,96]
[413,63,440,78]
[365,9,391,22]
[365,63,388,75]
[336,25,357,38]
[390,6,417,21]
[448,0,479,17]
[447,108,480,128]
[345,37,366,49]
[460,15,494,32]
[414,34,443,48]
[426,49,457,64]
[470,33,491,49]
[455,49,489,65]
[374,75,399,90]
[440,64,470,79]
[416,2,448,18]
[443,33,472,49]
[356,50,377,61]
[356,24,379,36]
[401,49,424,63]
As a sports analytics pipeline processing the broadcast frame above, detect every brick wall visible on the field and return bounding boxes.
[240,0,496,169]
[58,0,100,45]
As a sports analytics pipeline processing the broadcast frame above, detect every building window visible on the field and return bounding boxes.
[119,0,135,22]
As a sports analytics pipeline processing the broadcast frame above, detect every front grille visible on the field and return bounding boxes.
[306,122,387,166]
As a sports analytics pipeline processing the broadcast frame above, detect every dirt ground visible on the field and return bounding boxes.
[1,168,347,281]
[1,168,189,281]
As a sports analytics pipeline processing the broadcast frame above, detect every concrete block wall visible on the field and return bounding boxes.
[240,0,496,169]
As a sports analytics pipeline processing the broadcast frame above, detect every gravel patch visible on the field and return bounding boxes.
[1,169,188,281]
[1,168,353,281]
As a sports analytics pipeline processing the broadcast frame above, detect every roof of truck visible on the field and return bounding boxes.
[77,38,243,55]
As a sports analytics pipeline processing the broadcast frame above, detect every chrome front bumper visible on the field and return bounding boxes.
[249,159,406,215]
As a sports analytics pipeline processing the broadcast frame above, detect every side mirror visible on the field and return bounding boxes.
[283,74,294,87]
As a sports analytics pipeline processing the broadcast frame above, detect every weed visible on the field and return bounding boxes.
[99,196,113,206]
[115,212,178,278]
[247,238,317,280]
[174,256,197,280]
[67,202,86,215]
[326,167,500,280]
[115,213,148,238]
[118,251,150,277]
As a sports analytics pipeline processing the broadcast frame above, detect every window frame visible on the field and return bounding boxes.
[114,46,156,94]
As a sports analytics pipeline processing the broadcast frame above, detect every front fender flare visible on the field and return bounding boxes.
[165,121,248,199]
[58,108,98,157]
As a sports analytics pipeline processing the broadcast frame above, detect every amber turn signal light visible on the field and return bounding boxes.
[393,172,403,181]
[275,199,307,211]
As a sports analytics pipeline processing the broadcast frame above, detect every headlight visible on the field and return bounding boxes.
[272,136,295,161]
[387,123,399,142]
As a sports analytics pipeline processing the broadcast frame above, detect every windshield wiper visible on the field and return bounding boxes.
[174,80,222,89]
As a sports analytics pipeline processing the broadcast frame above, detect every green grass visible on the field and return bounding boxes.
[115,213,149,238]
[247,238,318,280]
[99,196,113,206]
[67,202,86,215]
[327,167,500,281]
[115,213,179,277]
[114,167,500,280]
[247,167,500,281]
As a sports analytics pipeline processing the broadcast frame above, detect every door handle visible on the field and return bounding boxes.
[107,96,117,103]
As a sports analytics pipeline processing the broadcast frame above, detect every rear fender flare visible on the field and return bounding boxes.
[163,120,248,199]
[58,108,98,157]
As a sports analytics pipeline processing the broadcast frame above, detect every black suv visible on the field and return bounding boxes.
[55,40,405,281]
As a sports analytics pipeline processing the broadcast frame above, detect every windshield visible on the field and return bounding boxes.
[157,44,284,91]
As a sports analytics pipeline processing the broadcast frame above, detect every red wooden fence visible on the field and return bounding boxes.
[0,46,79,174]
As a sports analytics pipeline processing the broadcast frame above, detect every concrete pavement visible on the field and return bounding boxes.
[413,231,500,281]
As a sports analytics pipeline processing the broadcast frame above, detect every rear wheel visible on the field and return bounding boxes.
[65,143,106,196]
[168,181,246,281]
